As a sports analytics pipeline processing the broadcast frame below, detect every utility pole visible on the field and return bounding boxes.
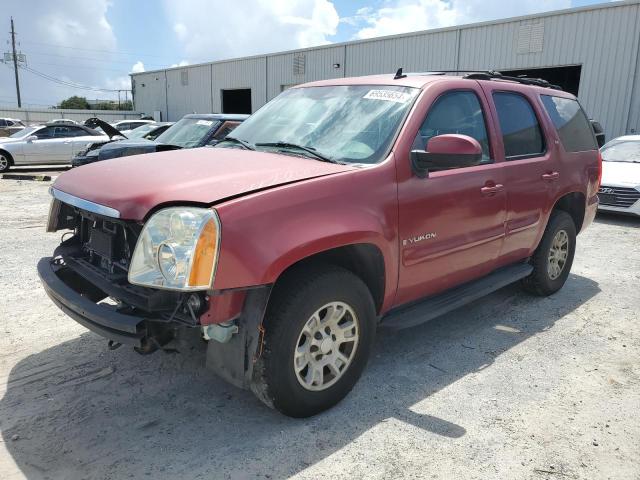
[10,17,21,108]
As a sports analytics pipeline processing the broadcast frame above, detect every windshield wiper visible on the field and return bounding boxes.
[255,141,340,163]
[216,136,255,150]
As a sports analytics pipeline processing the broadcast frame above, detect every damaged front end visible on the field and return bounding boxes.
[39,192,270,387]
[40,199,209,354]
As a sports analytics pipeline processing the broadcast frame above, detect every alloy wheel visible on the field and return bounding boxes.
[293,301,359,391]
[547,229,569,280]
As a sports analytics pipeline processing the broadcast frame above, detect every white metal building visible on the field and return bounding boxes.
[131,0,640,140]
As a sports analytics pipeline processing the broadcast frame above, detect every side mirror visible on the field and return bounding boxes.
[26,135,38,142]
[410,134,482,178]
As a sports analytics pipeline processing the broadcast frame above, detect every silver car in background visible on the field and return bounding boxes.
[0,123,107,172]
[0,118,25,137]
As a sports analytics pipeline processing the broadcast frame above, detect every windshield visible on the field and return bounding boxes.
[601,140,640,163]
[155,118,219,148]
[220,85,420,164]
[10,126,40,138]
[128,124,157,139]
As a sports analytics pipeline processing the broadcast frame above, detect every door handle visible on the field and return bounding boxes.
[541,171,560,181]
[481,184,504,196]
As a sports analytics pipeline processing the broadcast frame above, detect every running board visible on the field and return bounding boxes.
[381,263,533,330]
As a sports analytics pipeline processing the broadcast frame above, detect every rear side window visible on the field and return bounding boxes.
[541,95,596,152]
[493,92,544,159]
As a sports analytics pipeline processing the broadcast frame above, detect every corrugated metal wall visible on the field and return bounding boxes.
[132,72,167,119]
[346,30,458,76]
[132,1,640,138]
[166,65,212,120]
[456,2,640,140]
[266,46,345,101]
[211,58,267,113]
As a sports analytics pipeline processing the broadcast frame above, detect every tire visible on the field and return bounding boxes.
[0,151,11,173]
[251,265,376,418]
[522,210,576,296]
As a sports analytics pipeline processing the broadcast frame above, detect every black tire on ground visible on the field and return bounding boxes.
[251,265,376,418]
[522,209,577,296]
[0,151,12,173]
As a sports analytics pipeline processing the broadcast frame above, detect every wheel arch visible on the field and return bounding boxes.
[0,149,14,165]
[271,243,387,315]
[552,191,586,234]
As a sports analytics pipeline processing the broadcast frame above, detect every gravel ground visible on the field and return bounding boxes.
[0,179,639,480]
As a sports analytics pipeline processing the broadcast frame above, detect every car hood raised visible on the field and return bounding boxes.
[53,147,355,220]
[601,161,640,187]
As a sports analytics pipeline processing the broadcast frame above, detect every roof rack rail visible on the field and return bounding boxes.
[463,70,563,90]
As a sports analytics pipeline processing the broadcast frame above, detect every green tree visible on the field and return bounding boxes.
[58,96,90,110]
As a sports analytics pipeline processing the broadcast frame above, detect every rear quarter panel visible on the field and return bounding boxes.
[213,161,399,312]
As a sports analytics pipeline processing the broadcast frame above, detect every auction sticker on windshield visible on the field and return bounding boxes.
[363,89,413,103]
[196,120,214,126]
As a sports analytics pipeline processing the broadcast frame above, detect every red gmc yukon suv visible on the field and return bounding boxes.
[39,71,601,417]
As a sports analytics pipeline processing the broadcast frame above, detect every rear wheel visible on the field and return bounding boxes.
[522,210,576,296]
[251,265,376,418]
[0,152,11,173]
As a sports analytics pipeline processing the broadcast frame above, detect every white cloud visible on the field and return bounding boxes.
[163,0,340,61]
[0,0,122,106]
[131,61,146,74]
[170,60,190,68]
[350,0,571,40]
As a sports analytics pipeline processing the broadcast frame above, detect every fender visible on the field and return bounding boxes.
[213,159,400,312]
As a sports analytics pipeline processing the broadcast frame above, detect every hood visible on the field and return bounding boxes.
[601,161,640,187]
[53,147,355,220]
[98,138,164,160]
[0,136,26,144]
[84,118,126,139]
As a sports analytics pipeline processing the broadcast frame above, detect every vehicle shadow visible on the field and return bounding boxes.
[594,211,640,228]
[0,274,600,479]
[8,166,70,174]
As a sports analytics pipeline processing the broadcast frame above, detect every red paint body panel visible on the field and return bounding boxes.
[393,79,508,304]
[200,290,247,325]
[53,147,354,220]
[427,134,483,155]
[213,162,400,312]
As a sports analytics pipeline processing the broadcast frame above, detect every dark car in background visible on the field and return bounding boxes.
[72,114,247,167]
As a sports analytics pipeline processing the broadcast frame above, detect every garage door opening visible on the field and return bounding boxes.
[222,89,252,114]
[499,65,582,96]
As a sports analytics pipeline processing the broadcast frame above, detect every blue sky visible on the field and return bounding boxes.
[0,0,605,107]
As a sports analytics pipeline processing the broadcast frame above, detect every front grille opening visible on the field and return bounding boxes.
[598,186,640,208]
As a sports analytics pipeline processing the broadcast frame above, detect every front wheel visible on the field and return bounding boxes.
[522,210,576,296]
[0,153,11,173]
[251,265,376,417]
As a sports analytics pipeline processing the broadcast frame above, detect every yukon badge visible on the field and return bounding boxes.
[403,232,437,247]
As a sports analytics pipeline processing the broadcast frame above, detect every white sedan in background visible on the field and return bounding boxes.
[598,135,640,217]
[0,123,107,172]
[109,119,155,136]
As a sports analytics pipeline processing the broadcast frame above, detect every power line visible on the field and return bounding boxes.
[20,40,183,61]
[18,64,130,93]
[27,60,140,74]
[24,50,170,69]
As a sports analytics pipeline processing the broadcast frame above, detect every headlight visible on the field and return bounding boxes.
[128,207,220,291]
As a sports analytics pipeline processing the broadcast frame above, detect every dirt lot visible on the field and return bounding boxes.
[0,178,638,480]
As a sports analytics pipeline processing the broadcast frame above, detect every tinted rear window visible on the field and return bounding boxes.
[493,92,544,159]
[541,95,596,152]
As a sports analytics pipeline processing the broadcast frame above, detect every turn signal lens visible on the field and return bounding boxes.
[189,218,219,288]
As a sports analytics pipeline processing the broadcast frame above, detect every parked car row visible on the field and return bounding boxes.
[0,114,247,172]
